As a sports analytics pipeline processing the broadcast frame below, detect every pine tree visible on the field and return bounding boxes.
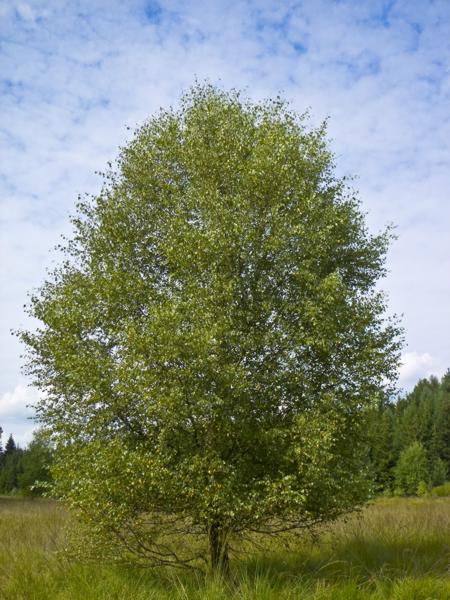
[431,457,447,487]
[369,403,396,492]
[0,445,23,494]
[441,370,450,394]
[366,371,450,493]
[4,434,16,455]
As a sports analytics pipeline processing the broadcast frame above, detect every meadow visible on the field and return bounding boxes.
[1,496,450,599]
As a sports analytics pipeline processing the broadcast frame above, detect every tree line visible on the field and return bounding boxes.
[370,370,450,495]
[1,370,449,498]
[0,428,52,496]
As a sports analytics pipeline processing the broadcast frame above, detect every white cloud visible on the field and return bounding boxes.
[0,422,36,449]
[0,384,39,420]
[0,384,39,447]
[398,352,445,391]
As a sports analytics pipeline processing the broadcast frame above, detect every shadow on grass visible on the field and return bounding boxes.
[232,535,450,588]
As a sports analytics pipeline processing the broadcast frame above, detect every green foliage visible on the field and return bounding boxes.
[431,458,448,487]
[17,431,53,496]
[0,431,53,496]
[0,443,23,494]
[19,83,401,571]
[416,481,429,497]
[368,402,396,492]
[369,371,450,495]
[430,482,450,497]
[395,442,429,496]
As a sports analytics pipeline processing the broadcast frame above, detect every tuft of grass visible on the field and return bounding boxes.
[1,495,450,599]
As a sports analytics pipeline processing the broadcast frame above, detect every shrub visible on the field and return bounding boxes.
[416,481,429,497]
[394,442,429,495]
[430,482,450,497]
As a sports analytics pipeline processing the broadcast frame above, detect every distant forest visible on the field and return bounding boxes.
[371,370,450,495]
[0,429,52,496]
[1,371,450,497]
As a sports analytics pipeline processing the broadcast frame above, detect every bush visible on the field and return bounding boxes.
[417,481,429,497]
[430,482,450,497]
[394,442,429,495]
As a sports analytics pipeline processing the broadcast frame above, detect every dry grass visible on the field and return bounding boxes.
[1,495,450,599]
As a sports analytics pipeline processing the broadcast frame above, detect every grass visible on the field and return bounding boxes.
[1,496,450,599]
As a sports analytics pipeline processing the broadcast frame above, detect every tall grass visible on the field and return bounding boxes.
[1,496,450,599]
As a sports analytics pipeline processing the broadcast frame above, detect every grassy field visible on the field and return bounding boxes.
[1,496,450,599]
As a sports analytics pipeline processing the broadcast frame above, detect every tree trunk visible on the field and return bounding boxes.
[208,522,230,576]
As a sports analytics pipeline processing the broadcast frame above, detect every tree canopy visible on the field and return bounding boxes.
[19,84,401,572]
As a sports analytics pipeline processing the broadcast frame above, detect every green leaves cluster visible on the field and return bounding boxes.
[19,84,401,571]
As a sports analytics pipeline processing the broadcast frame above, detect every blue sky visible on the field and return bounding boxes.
[1,0,450,444]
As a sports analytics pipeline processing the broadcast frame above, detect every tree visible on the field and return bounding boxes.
[0,437,23,494]
[17,430,53,496]
[369,402,397,492]
[432,388,450,465]
[431,457,447,487]
[19,84,401,573]
[369,372,450,493]
[0,430,52,496]
[395,442,429,495]
[4,434,16,455]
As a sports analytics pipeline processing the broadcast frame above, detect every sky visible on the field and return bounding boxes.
[1,0,449,445]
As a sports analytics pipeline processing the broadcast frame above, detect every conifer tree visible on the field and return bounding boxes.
[18,430,53,496]
[4,434,16,456]
[368,402,396,492]
[0,437,23,494]
[431,457,447,487]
